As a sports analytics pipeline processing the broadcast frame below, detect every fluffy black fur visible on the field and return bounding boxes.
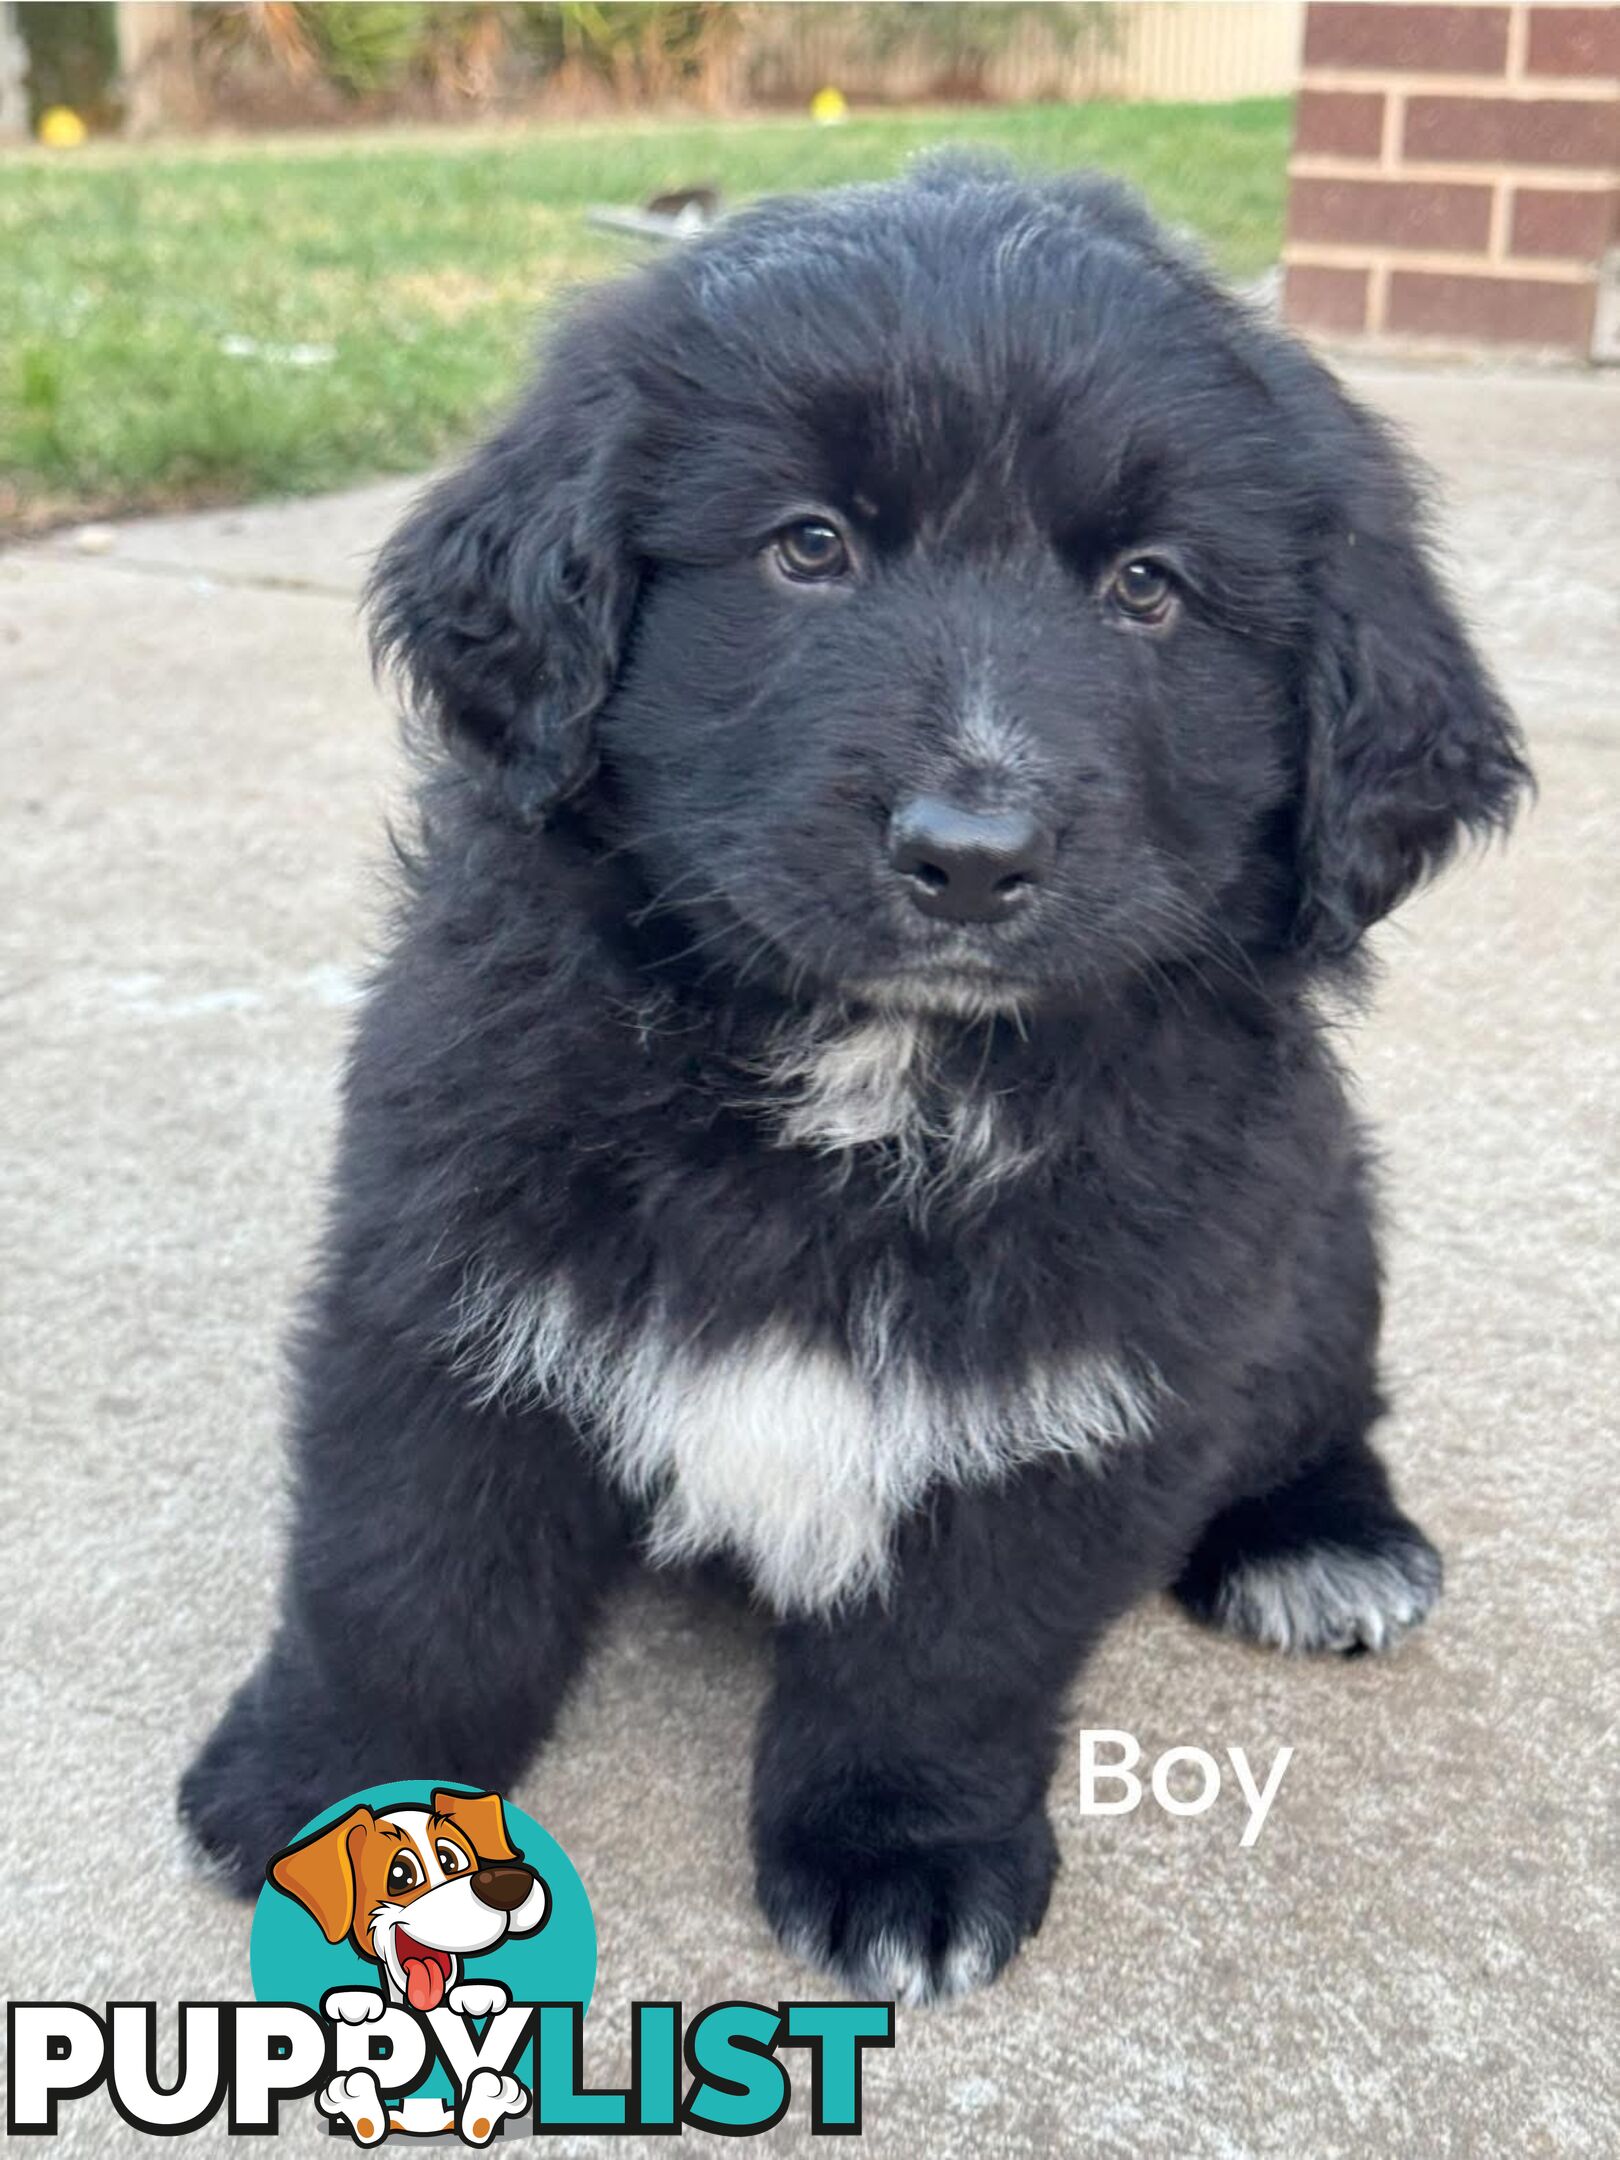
[181,160,1529,2002]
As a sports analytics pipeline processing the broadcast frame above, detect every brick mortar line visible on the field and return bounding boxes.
[1489,177,1511,262]
[1285,243,1597,282]
[1290,155,1619,188]
[1301,68,1620,99]
[1382,87,1403,173]
[1507,1,1530,88]
[1368,257,1391,333]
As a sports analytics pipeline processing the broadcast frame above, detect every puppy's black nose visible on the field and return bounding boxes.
[470,1864,536,1912]
[888,796,1051,923]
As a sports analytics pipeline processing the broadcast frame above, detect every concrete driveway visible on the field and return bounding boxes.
[3,362,1616,2157]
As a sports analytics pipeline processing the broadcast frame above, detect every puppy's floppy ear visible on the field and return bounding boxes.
[267,1805,372,1944]
[1295,407,1530,957]
[430,1787,518,1864]
[367,295,640,823]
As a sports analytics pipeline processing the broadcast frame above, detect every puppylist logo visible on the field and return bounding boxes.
[7,1782,893,2143]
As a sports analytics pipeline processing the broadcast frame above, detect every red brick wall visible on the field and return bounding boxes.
[1284,4,1620,353]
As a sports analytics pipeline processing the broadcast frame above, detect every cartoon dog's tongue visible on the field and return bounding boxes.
[396,1934,451,2012]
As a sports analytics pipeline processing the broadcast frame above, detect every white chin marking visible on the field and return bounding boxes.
[753,1005,1049,1205]
[768,1010,929,1156]
[1215,1539,1442,1655]
[453,1269,1158,1616]
[857,974,1030,1021]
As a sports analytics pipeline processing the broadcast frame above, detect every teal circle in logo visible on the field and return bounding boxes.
[249,1780,595,2014]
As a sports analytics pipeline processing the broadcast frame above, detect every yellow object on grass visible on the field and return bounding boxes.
[809,86,848,126]
[38,107,89,149]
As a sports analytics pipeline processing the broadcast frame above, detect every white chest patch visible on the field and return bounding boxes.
[453,1270,1158,1615]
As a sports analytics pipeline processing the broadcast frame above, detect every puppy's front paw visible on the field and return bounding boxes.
[758,1812,1057,2006]
[1199,1530,1443,1656]
[447,1980,510,2019]
[179,1675,352,1898]
[316,2069,389,2146]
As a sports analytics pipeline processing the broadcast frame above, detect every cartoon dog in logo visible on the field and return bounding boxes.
[268,1787,549,2145]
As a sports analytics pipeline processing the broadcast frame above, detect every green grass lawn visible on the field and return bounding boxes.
[0,99,1289,532]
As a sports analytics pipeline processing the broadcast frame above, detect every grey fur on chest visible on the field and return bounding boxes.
[451,1266,1158,1616]
[450,1009,1157,1615]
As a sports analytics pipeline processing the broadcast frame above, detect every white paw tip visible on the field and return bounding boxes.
[1217,1538,1442,1655]
[854,1922,1003,2008]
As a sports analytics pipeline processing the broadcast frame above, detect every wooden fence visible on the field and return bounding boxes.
[745,4,1305,107]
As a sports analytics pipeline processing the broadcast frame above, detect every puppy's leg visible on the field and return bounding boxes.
[1172,1422,1441,1656]
[180,1309,626,1894]
[752,1464,1162,2006]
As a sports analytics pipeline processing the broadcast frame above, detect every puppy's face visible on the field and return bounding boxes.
[600,244,1302,1016]
[372,165,1526,1001]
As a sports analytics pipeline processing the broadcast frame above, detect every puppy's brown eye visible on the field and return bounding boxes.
[772,519,850,583]
[1108,558,1177,624]
[386,1852,421,1896]
[435,1841,467,1875]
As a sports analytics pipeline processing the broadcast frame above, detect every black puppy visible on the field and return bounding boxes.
[182,159,1529,2004]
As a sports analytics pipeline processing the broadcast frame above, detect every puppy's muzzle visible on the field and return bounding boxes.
[888,796,1052,924]
[470,1863,538,1912]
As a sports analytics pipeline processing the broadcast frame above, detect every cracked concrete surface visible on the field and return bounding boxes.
[3,364,1617,2156]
